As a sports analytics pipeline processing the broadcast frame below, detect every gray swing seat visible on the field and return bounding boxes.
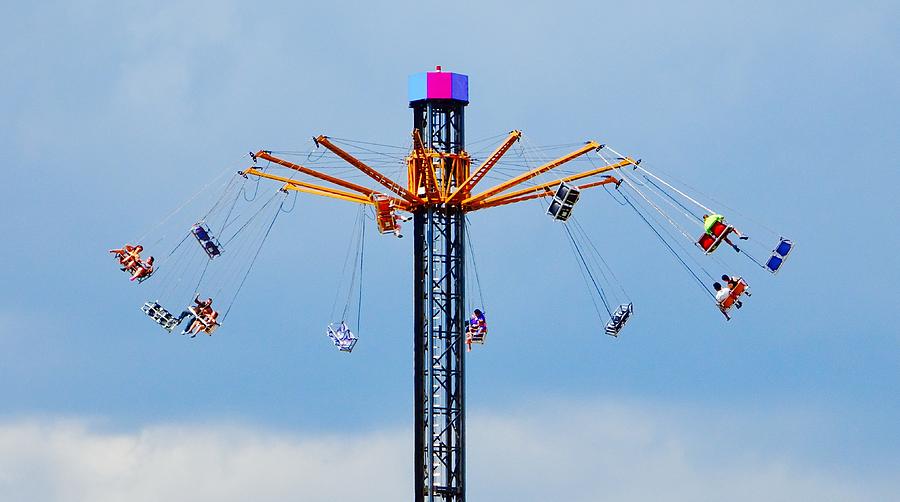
[547,182,581,222]
[605,302,634,337]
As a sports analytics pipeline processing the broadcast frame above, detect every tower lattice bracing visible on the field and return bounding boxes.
[410,72,469,502]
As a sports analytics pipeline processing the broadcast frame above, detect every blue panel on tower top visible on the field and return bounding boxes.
[408,72,428,102]
[408,70,469,103]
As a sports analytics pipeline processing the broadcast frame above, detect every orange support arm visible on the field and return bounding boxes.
[252,151,378,199]
[315,136,425,205]
[466,157,634,210]
[469,176,620,211]
[462,141,602,206]
[446,130,521,204]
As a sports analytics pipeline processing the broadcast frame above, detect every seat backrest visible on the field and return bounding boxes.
[710,221,728,237]
[721,283,744,309]
[721,294,736,309]
[193,225,210,241]
[698,233,716,251]
[775,239,793,257]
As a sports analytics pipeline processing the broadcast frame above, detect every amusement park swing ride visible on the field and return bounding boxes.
[109,67,794,501]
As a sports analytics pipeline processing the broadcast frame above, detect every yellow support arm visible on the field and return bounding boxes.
[467,157,635,210]
[446,130,521,204]
[280,184,375,205]
[462,141,601,206]
[315,135,425,205]
[243,168,377,206]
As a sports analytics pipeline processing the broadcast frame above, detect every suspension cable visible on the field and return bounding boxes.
[222,194,286,320]
[563,223,613,316]
[619,189,715,299]
[605,146,715,214]
[464,216,486,310]
[619,169,695,243]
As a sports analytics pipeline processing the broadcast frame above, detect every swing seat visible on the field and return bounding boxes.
[327,322,358,352]
[371,194,399,234]
[204,241,222,258]
[468,328,487,344]
[696,222,733,254]
[115,253,153,282]
[765,238,794,275]
[141,301,181,332]
[719,279,747,312]
[187,306,219,334]
[123,262,154,282]
[547,182,581,222]
[192,223,223,259]
[605,302,634,337]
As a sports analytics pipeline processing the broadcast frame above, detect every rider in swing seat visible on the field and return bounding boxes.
[110,244,143,270]
[721,274,751,297]
[465,309,487,352]
[178,296,217,336]
[713,281,745,320]
[130,256,154,281]
[391,211,412,238]
[702,214,748,252]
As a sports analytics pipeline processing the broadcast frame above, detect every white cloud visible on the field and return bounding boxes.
[0,400,892,502]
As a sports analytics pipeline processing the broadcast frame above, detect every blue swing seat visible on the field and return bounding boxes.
[191,223,223,259]
[765,238,794,275]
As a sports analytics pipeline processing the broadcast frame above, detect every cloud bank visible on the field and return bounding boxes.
[0,400,891,501]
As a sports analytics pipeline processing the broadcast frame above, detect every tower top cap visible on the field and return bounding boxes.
[408,69,468,104]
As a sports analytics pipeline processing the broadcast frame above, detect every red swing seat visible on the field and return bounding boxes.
[371,194,399,234]
[719,280,746,310]
[697,221,733,254]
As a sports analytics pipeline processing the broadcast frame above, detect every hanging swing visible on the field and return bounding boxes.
[765,238,794,274]
[561,216,635,338]
[464,216,490,352]
[191,223,223,259]
[109,245,155,283]
[326,205,367,352]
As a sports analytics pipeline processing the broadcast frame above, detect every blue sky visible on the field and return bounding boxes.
[1,0,898,500]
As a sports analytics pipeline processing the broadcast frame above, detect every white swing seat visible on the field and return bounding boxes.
[141,301,181,332]
[468,330,487,344]
[327,322,358,352]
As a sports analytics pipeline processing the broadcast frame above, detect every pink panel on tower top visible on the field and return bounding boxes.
[426,72,453,99]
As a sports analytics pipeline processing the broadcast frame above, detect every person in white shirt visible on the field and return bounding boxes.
[713,282,731,303]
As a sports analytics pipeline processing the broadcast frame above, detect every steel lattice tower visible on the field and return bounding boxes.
[411,95,467,502]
